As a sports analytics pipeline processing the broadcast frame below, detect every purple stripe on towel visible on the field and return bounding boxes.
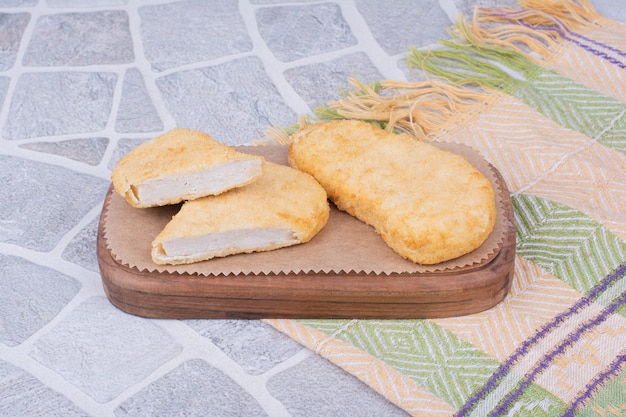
[489,289,626,416]
[558,32,626,70]
[561,350,626,417]
[567,31,626,59]
[487,9,626,70]
[456,263,626,417]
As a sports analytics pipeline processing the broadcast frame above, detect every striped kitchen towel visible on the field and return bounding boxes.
[455,0,626,103]
[265,1,626,415]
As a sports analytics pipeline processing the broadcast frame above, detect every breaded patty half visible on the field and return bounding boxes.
[288,120,496,265]
[151,162,330,265]
[111,128,264,208]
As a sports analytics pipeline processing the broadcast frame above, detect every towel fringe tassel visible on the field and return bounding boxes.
[324,78,493,138]
[519,0,603,29]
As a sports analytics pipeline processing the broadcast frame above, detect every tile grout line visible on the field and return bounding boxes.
[151,319,296,417]
[336,0,407,81]
[123,0,177,131]
[238,0,312,117]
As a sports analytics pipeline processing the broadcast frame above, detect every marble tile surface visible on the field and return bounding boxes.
[0,1,621,416]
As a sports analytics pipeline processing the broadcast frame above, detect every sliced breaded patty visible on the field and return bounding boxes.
[151,162,330,265]
[111,128,264,208]
[288,120,496,265]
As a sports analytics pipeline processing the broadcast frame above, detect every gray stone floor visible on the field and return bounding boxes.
[0,1,623,416]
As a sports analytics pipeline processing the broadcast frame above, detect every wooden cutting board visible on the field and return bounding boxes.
[97,144,515,319]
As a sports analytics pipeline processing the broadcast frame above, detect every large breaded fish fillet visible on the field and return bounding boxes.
[112,128,264,208]
[151,162,329,265]
[288,120,496,265]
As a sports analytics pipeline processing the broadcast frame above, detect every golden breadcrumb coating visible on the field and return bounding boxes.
[288,120,496,264]
[151,162,329,265]
[111,128,263,208]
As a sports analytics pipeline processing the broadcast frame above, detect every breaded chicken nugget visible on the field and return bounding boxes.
[151,162,329,265]
[112,128,264,208]
[288,120,496,264]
